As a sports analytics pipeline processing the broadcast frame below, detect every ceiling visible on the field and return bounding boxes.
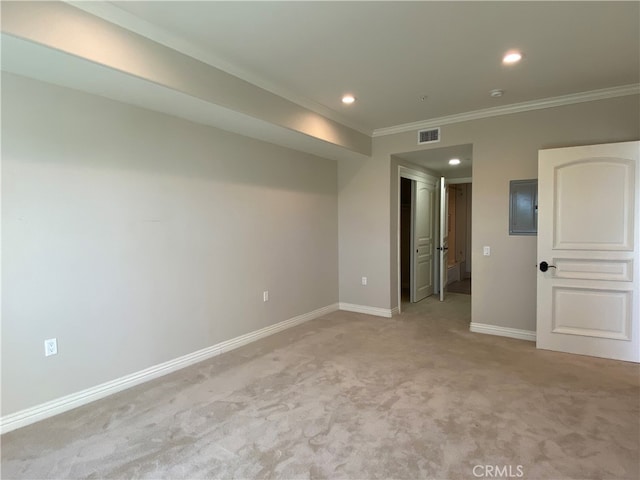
[104,1,640,134]
[395,144,473,179]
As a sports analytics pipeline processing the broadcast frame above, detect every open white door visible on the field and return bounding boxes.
[537,141,639,362]
[438,177,449,301]
[411,179,435,302]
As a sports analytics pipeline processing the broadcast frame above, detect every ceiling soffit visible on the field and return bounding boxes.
[1,1,371,162]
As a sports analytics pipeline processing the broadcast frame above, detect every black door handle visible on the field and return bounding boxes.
[539,261,556,272]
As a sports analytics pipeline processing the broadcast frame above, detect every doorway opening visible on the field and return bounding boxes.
[398,170,437,307]
[395,144,473,313]
[400,177,412,304]
[445,182,472,295]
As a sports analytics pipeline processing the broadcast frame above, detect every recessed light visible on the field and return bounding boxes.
[490,89,504,98]
[342,94,356,104]
[503,51,523,64]
[449,158,461,166]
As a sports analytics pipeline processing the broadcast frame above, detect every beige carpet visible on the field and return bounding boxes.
[2,294,639,479]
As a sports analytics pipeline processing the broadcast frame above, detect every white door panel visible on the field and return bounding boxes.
[412,180,435,302]
[537,141,639,362]
[439,177,449,302]
[553,159,635,250]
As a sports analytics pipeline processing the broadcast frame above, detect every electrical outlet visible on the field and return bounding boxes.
[361,276,367,286]
[263,291,269,302]
[44,338,58,357]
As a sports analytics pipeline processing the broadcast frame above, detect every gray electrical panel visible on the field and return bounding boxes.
[509,179,538,235]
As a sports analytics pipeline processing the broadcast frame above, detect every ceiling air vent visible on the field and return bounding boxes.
[418,127,440,145]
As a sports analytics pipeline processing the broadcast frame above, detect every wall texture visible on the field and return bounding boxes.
[2,73,339,415]
[338,95,639,331]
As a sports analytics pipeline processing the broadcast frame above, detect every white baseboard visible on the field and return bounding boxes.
[339,302,393,318]
[217,303,338,353]
[470,322,536,342]
[390,306,400,317]
[0,303,339,434]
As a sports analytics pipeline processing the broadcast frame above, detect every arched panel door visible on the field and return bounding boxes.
[537,141,639,362]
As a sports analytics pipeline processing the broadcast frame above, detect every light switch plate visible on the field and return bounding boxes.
[44,338,58,356]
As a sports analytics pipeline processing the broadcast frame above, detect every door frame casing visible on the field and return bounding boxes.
[397,165,439,313]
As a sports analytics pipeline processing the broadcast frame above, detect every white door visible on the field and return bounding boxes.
[537,141,639,362]
[438,177,449,301]
[411,180,435,302]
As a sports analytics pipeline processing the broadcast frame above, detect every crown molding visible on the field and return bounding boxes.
[65,1,373,136]
[373,84,640,138]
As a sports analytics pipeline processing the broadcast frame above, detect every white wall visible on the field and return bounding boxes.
[338,155,390,309]
[2,73,339,415]
[338,95,639,331]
